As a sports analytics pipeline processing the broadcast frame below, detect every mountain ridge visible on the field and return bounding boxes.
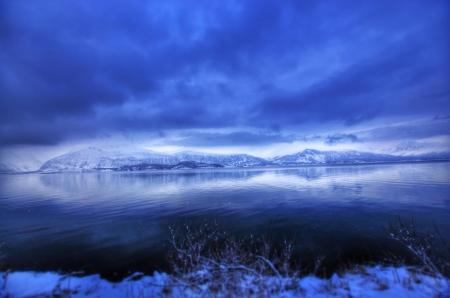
[34,147,450,173]
[1,147,449,173]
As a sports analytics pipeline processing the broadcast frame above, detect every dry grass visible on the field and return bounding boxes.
[1,217,448,297]
[161,216,450,296]
[383,215,445,278]
[166,219,304,296]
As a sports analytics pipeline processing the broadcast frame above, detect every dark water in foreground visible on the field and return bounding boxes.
[1,162,449,280]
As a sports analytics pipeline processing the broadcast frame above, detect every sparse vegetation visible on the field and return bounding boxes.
[161,217,450,296]
[167,219,302,295]
[0,217,449,297]
[383,215,450,278]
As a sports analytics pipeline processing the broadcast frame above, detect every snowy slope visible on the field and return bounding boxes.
[3,146,448,173]
[270,148,450,165]
[39,147,180,172]
[0,151,44,173]
[38,148,269,172]
[271,149,402,165]
[174,151,269,167]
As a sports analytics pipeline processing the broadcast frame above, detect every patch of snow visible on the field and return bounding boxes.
[0,266,448,297]
[4,146,450,173]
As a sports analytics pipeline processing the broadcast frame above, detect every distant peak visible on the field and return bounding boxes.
[302,149,321,153]
[176,150,216,155]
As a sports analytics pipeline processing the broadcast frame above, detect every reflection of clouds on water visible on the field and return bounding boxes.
[2,163,450,228]
[1,162,449,277]
[1,162,448,212]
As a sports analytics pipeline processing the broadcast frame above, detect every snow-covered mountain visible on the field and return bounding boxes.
[38,148,269,172]
[1,146,448,174]
[173,151,268,167]
[38,147,181,172]
[271,149,408,165]
[0,151,44,173]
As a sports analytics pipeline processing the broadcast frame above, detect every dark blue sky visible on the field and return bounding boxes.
[1,0,449,158]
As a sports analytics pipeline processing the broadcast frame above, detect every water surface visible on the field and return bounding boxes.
[1,162,449,279]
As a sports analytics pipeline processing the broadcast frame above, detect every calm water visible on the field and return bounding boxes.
[1,162,449,280]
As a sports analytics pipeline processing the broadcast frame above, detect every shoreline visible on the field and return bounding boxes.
[1,265,449,297]
[2,159,449,175]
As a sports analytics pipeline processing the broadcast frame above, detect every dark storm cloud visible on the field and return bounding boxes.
[0,116,97,146]
[252,41,450,127]
[1,0,449,146]
[324,134,362,146]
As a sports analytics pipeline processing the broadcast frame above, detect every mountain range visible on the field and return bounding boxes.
[1,145,448,173]
[36,147,269,173]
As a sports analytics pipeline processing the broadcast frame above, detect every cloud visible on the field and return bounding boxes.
[250,42,450,127]
[433,115,450,120]
[0,0,449,147]
[358,120,450,142]
[324,134,363,146]
[166,131,298,147]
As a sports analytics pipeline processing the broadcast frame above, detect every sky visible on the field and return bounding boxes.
[1,0,449,165]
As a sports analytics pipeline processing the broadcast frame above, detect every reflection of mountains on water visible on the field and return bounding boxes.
[36,166,373,195]
[38,169,267,192]
[1,162,449,281]
[25,147,450,174]
[36,162,443,196]
[273,165,380,181]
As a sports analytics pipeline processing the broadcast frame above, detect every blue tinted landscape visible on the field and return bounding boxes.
[1,161,449,296]
[1,0,449,296]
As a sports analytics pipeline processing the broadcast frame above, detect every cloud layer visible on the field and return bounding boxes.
[1,0,449,148]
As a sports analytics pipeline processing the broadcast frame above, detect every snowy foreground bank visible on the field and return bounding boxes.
[1,266,448,298]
